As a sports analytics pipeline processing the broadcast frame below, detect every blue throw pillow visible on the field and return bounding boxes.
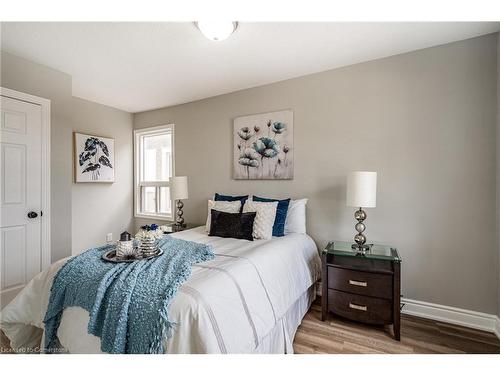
[252,196,291,237]
[214,193,249,212]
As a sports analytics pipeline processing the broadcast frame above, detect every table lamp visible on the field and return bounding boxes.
[346,171,377,252]
[171,176,189,228]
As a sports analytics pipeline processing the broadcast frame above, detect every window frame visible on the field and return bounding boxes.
[134,124,175,220]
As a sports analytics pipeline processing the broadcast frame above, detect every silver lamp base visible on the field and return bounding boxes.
[175,200,186,228]
[352,207,369,252]
[351,243,370,252]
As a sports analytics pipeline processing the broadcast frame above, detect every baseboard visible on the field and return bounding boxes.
[402,298,499,339]
[316,283,500,339]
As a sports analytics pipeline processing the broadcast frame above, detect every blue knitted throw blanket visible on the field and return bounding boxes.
[43,236,214,354]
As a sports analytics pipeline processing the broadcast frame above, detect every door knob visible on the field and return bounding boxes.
[27,211,38,219]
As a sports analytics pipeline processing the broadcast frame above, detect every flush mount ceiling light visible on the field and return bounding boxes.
[195,21,238,41]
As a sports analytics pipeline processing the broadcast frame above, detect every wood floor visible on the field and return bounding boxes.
[293,301,500,354]
[2,300,500,354]
[1,330,13,354]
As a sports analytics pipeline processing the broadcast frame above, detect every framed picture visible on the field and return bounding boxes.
[74,132,115,183]
[233,110,293,180]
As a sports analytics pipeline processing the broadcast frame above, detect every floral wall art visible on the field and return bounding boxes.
[74,132,115,183]
[233,110,293,180]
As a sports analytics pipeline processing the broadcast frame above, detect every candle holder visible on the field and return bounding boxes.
[117,231,136,257]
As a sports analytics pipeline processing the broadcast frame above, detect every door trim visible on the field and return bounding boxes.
[1,87,51,270]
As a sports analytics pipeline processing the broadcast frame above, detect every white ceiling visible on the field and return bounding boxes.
[1,22,499,113]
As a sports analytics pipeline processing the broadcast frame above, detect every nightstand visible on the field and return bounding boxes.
[321,241,401,340]
[162,223,201,234]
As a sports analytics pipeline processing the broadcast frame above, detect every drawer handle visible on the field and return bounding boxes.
[349,279,367,287]
[349,302,368,311]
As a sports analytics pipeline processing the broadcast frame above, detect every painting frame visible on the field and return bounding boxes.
[74,132,115,183]
[233,109,294,180]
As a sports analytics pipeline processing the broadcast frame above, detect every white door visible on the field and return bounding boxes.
[0,95,43,308]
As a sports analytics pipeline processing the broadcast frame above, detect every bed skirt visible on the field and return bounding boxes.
[251,284,315,354]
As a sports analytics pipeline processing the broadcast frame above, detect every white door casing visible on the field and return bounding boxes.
[0,88,50,308]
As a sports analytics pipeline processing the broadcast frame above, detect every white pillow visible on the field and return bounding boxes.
[242,200,278,240]
[284,198,308,234]
[205,200,242,232]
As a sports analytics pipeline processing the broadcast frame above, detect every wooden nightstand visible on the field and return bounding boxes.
[321,241,402,340]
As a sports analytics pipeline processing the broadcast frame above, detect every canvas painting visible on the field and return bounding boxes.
[74,132,115,183]
[233,110,293,180]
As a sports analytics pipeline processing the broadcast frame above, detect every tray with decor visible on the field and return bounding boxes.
[102,247,163,263]
[101,225,164,263]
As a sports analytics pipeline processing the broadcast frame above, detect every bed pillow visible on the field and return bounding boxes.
[214,193,249,211]
[209,210,256,241]
[242,200,278,240]
[205,200,242,232]
[284,198,308,234]
[252,196,291,237]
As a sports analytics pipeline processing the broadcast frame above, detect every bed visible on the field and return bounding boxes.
[0,226,321,353]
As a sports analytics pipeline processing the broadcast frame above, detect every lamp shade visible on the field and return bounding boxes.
[346,171,377,208]
[171,176,189,200]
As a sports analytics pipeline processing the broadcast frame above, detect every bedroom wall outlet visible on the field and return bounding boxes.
[106,233,113,243]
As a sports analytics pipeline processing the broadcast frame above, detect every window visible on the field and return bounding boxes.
[134,124,174,220]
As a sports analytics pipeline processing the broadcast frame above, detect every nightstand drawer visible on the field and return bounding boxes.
[328,289,392,325]
[327,267,392,299]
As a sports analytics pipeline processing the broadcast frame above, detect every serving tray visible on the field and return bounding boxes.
[102,248,163,263]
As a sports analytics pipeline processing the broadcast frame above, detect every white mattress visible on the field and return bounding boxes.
[0,227,321,353]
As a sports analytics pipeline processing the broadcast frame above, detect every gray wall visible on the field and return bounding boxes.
[135,34,498,314]
[1,51,134,261]
[71,97,133,254]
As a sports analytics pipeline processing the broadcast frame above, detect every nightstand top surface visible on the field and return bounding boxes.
[324,241,401,262]
[162,223,201,233]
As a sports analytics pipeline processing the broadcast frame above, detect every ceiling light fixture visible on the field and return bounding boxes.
[195,21,238,41]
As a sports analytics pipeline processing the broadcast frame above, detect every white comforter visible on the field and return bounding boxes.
[0,227,321,353]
